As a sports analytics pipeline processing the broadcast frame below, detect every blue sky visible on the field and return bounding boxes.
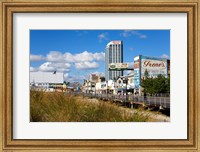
[30,30,170,82]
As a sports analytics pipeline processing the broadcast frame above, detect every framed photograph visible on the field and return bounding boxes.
[0,0,199,151]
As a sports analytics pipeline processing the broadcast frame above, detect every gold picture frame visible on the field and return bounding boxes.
[0,0,199,151]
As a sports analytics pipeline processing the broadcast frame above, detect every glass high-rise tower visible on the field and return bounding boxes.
[105,40,123,81]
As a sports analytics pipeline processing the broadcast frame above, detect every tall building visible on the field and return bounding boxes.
[105,40,123,81]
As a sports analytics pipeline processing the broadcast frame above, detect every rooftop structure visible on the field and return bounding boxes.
[30,71,64,84]
[89,73,105,83]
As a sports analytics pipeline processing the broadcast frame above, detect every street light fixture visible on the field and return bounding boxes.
[123,77,128,106]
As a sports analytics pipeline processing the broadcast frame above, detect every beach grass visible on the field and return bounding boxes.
[30,91,149,122]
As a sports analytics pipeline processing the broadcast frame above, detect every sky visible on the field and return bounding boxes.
[30,30,170,83]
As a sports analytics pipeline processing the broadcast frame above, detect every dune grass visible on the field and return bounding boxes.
[30,91,149,122]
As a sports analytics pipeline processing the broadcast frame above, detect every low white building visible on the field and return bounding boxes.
[82,80,96,94]
[30,71,64,92]
[115,73,135,94]
[95,82,102,94]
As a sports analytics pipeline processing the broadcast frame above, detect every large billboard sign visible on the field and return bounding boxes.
[133,55,169,90]
[141,59,167,78]
[109,63,128,70]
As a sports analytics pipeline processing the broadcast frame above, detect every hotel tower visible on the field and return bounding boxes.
[105,40,123,81]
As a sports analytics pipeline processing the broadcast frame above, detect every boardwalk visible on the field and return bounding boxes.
[83,93,170,110]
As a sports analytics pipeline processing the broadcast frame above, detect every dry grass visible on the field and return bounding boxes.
[30,91,149,122]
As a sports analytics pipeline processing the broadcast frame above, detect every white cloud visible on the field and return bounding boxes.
[39,62,71,72]
[64,74,82,82]
[64,73,69,78]
[160,54,170,59]
[30,66,38,72]
[75,61,99,70]
[63,73,77,82]
[46,51,63,62]
[92,52,105,61]
[64,73,77,82]
[46,51,105,63]
[31,51,106,82]
[39,62,55,72]
[30,54,45,61]
[98,32,108,42]
[121,30,147,39]
[64,73,70,80]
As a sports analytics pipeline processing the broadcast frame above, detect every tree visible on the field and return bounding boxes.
[64,81,70,86]
[144,69,149,79]
[140,74,170,96]
[140,70,152,95]
[166,76,170,93]
[154,74,167,93]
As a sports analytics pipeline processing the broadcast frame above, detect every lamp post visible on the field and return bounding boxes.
[123,77,128,105]
[94,82,96,97]
[106,81,108,98]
